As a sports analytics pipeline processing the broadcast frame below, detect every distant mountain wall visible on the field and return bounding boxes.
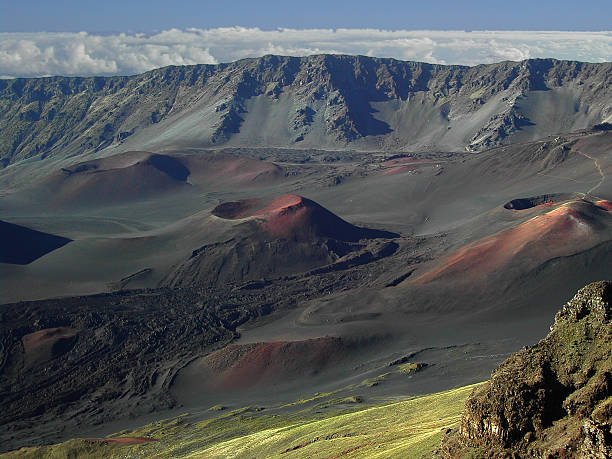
[1,55,610,166]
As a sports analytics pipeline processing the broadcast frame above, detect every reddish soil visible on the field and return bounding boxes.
[184,154,284,187]
[380,157,433,176]
[415,201,609,284]
[383,165,417,175]
[596,200,612,211]
[381,157,434,167]
[40,152,285,208]
[212,195,304,221]
[261,195,310,238]
[201,337,352,390]
[211,195,310,238]
[211,194,397,241]
[212,194,370,240]
[256,194,304,215]
[22,328,77,353]
[82,437,158,445]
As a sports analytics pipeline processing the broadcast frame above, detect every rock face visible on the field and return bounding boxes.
[1,56,610,166]
[437,281,612,458]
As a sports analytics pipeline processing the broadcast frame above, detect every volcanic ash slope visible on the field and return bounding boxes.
[1,56,610,166]
[162,194,398,288]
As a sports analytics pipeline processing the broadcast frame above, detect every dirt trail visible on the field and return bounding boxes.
[576,149,606,195]
[539,140,607,197]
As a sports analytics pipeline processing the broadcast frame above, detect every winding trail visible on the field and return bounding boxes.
[535,172,589,184]
[576,149,606,195]
[536,137,607,198]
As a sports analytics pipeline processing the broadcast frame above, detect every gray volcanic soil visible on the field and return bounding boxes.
[0,124,611,449]
[1,56,610,168]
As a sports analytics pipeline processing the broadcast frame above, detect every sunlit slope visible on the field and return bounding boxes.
[3,384,480,459]
[2,56,610,166]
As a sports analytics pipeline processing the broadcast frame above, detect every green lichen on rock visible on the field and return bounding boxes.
[436,281,612,458]
[398,362,428,374]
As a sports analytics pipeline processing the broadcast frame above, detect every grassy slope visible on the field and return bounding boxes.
[3,384,481,459]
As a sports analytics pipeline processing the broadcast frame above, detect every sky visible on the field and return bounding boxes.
[1,0,611,77]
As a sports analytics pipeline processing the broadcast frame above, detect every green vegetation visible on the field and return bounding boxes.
[277,390,337,408]
[3,384,482,459]
[398,362,428,374]
[361,372,392,387]
[440,282,612,457]
[208,405,226,412]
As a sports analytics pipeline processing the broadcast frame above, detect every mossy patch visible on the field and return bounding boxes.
[361,372,392,387]
[398,362,428,374]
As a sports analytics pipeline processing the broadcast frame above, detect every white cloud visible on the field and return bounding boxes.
[0,28,610,78]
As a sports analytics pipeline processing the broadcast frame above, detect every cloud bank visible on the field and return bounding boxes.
[1,28,611,78]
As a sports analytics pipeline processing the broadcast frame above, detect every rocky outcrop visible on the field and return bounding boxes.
[437,281,612,458]
[1,56,610,165]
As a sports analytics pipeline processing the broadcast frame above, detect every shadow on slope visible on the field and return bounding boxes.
[0,220,71,264]
[16,151,285,209]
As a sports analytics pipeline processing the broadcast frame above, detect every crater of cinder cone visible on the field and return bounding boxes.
[211,194,304,220]
[414,200,611,285]
[383,165,417,175]
[503,193,574,210]
[21,327,78,367]
[211,194,398,241]
[210,198,262,219]
[22,327,77,352]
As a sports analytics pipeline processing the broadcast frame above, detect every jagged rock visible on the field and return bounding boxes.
[1,56,610,165]
[581,419,612,459]
[436,281,612,458]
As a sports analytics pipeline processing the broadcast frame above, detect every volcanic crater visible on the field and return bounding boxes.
[503,193,574,210]
[211,194,398,241]
[415,199,612,285]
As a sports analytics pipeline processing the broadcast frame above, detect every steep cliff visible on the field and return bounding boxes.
[1,56,610,166]
[436,281,612,458]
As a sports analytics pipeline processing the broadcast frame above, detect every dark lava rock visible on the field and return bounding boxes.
[436,281,612,458]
